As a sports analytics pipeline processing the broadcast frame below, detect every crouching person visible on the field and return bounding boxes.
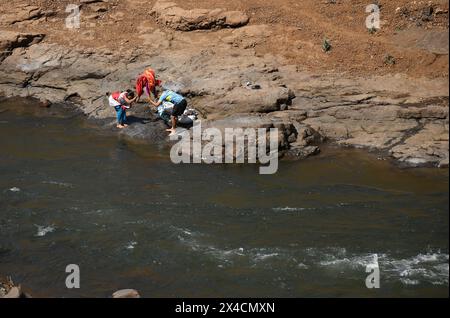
[108,90,137,129]
[150,90,187,134]
[135,68,161,104]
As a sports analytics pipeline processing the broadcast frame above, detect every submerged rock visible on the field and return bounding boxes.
[3,286,21,298]
[0,31,44,62]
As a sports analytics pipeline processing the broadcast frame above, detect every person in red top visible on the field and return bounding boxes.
[107,89,137,129]
[135,68,161,104]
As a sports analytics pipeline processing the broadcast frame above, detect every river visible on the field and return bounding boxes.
[0,99,448,297]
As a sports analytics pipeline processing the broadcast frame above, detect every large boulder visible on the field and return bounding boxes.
[151,0,249,31]
[0,43,126,118]
[0,31,44,62]
[202,85,295,118]
[397,105,449,119]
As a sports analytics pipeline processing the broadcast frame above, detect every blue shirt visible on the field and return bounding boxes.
[159,90,184,105]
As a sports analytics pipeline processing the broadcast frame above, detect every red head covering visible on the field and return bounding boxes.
[136,68,161,97]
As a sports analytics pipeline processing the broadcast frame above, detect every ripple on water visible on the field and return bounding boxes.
[173,226,449,286]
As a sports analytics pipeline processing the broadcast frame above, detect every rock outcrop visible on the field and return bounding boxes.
[288,77,449,167]
[151,0,249,31]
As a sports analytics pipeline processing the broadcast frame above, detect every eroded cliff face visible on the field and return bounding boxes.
[0,0,448,167]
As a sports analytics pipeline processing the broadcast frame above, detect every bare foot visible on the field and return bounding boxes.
[117,124,125,129]
[166,128,175,132]
[123,124,129,127]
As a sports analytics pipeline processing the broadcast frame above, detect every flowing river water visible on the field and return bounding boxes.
[0,99,448,297]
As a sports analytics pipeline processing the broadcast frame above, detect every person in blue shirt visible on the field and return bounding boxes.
[150,90,188,134]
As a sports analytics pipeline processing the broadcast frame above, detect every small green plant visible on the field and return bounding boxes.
[384,54,396,65]
[322,38,332,52]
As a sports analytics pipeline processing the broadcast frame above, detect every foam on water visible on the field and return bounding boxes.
[34,225,56,237]
[385,252,449,286]
[319,253,382,269]
[272,203,361,213]
[126,241,138,250]
[254,252,280,261]
[273,207,308,212]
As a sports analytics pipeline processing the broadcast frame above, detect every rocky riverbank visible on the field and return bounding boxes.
[0,277,31,298]
[0,0,448,167]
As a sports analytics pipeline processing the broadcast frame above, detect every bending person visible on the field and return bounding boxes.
[135,68,161,104]
[150,90,187,134]
[108,89,137,129]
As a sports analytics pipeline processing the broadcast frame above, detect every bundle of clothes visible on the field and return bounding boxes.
[157,102,199,128]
